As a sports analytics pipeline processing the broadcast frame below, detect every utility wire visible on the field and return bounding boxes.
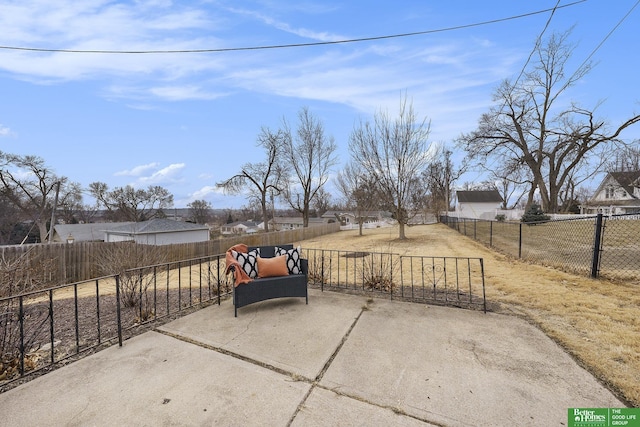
[562,0,640,89]
[512,0,562,88]
[0,1,587,55]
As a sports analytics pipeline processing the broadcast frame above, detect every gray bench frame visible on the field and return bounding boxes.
[232,244,308,317]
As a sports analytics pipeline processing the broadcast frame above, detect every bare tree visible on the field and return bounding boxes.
[349,95,432,239]
[282,107,338,227]
[0,152,75,242]
[423,144,463,217]
[88,183,173,222]
[335,162,382,235]
[187,199,212,224]
[311,187,332,218]
[458,30,640,213]
[56,181,85,224]
[217,127,288,232]
[607,143,640,172]
[0,192,23,245]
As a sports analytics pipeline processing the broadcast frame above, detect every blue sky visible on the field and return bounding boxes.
[1,1,639,209]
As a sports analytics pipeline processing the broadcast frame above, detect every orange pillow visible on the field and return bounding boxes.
[257,255,290,278]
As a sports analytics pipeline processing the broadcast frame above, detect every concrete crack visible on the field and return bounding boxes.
[286,308,366,427]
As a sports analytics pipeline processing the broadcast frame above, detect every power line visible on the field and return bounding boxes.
[512,0,562,88]
[564,0,640,86]
[0,1,587,55]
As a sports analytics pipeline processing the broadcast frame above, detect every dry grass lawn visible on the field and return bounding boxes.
[296,223,640,407]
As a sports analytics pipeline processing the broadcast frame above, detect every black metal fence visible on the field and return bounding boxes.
[302,248,486,312]
[0,254,232,390]
[442,213,640,281]
[1,248,486,390]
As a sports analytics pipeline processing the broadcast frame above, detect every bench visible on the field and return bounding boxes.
[232,244,308,317]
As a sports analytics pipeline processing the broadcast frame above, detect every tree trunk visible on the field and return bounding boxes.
[303,204,309,228]
[261,194,269,232]
[398,221,406,240]
[37,220,48,243]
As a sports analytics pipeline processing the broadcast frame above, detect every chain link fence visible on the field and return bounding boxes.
[442,213,640,282]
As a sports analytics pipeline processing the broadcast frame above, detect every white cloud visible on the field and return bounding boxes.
[115,162,159,176]
[190,185,222,200]
[0,124,13,136]
[136,163,186,186]
[225,7,345,42]
[0,1,226,84]
[149,85,223,101]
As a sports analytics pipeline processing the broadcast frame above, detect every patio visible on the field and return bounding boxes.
[0,289,623,426]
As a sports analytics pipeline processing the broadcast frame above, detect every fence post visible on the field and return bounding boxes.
[591,214,604,278]
[489,221,493,247]
[518,223,523,259]
[115,275,123,347]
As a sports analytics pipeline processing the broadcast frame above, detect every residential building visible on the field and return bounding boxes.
[455,190,504,220]
[580,171,640,215]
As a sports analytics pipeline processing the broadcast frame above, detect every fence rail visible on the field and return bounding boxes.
[442,213,640,281]
[1,246,485,390]
[0,253,232,390]
[303,248,486,311]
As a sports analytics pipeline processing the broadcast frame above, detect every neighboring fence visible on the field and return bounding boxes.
[442,213,640,281]
[1,246,485,389]
[0,223,340,288]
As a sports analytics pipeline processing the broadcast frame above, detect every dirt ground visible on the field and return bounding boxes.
[296,223,640,407]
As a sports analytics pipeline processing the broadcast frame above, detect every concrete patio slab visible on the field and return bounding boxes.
[0,288,625,426]
[292,387,437,427]
[0,331,310,427]
[157,290,365,381]
[319,297,624,426]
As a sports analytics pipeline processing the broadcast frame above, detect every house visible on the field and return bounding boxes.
[321,210,393,229]
[455,190,504,220]
[104,218,210,245]
[52,222,136,243]
[220,221,260,235]
[267,217,327,230]
[580,171,640,215]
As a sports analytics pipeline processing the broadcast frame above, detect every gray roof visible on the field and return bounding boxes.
[456,190,503,203]
[54,222,136,242]
[608,171,640,198]
[222,221,259,228]
[107,218,208,235]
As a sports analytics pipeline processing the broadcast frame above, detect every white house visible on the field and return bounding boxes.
[455,190,504,220]
[104,218,210,245]
[220,221,260,235]
[580,171,640,215]
[266,217,326,230]
[321,210,393,229]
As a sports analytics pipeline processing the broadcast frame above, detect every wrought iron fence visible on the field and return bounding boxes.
[442,213,640,281]
[1,247,486,389]
[303,248,486,312]
[0,254,231,390]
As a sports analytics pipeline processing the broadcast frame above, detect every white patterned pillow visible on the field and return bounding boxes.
[274,246,302,274]
[232,248,260,278]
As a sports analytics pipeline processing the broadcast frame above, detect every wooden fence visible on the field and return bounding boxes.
[0,223,340,291]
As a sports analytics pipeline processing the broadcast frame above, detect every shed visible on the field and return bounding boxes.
[52,222,136,243]
[456,190,504,220]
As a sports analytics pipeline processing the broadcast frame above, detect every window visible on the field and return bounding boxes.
[605,186,615,199]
